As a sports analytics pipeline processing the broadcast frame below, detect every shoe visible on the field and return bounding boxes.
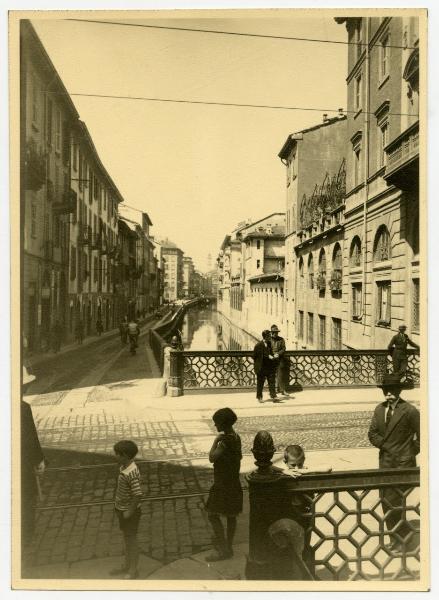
[257,397,265,403]
[109,566,128,576]
[272,397,282,403]
[385,542,403,555]
[124,570,139,580]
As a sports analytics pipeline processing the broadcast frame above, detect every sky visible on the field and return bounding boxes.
[32,13,348,272]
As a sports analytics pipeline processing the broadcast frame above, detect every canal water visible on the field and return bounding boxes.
[180,305,257,350]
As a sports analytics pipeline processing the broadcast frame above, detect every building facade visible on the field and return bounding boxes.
[335,16,420,349]
[161,240,184,302]
[182,256,195,298]
[278,116,347,349]
[22,20,79,352]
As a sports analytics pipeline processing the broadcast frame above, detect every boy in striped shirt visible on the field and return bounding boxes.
[110,440,142,579]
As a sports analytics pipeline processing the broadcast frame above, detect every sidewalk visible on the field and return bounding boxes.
[25,314,157,369]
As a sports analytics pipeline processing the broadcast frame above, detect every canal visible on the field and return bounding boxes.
[180,305,257,350]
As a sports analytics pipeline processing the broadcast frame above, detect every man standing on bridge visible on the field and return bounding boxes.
[387,324,419,379]
[270,324,289,397]
[368,373,420,553]
[253,330,278,403]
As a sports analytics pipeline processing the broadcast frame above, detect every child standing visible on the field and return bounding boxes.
[277,444,332,578]
[111,440,143,579]
[205,408,243,562]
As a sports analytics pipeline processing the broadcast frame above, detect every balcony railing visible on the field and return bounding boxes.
[384,122,419,190]
[167,349,419,394]
[53,189,77,215]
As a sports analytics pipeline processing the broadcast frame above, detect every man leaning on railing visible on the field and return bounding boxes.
[368,373,420,554]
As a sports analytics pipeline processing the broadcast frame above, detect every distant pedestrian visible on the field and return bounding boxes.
[253,330,278,403]
[368,374,420,553]
[119,319,128,345]
[96,318,104,337]
[110,440,142,580]
[127,319,140,349]
[205,408,243,562]
[387,324,419,379]
[75,319,84,345]
[270,324,289,397]
[51,319,62,353]
[21,367,46,548]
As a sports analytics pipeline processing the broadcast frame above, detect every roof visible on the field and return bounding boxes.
[161,239,183,252]
[248,272,285,283]
[278,115,347,160]
[119,217,138,233]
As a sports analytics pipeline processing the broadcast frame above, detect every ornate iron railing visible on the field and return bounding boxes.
[170,349,420,393]
[246,467,420,581]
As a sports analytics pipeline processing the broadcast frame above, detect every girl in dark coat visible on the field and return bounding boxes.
[205,407,243,561]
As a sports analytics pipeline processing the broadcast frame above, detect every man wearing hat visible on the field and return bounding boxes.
[368,374,420,552]
[253,330,278,403]
[21,367,45,548]
[270,324,288,397]
[387,324,419,378]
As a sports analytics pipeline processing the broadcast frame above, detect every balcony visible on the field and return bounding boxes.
[24,138,46,191]
[91,233,102,251]
[99,235,108,255]
[53,189,77,215]
[384,121,419,191]
[78,224,91,246]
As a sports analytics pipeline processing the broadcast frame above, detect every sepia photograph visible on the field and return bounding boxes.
[9,5,428,592]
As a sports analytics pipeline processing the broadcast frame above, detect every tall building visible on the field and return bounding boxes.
[21,20,80,351]
[68,120,123,340]
[182,256,195,298]
[278,115,347,348]
[335,16,420,349]
[161,239,184,302]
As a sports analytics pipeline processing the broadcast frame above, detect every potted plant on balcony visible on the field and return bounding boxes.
[316,273,326,291]
[329,270,342,292]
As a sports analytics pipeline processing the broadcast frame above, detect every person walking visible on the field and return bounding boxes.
[368,373,420,553]
[96,317,104,337]
[270,324,289,397]
[119,318,128,345]
[253,330,278,403]
[387,324,419,379]
[127,319,140,350]
[75,319,84,345]
[205,408,243,562]
[21,367,46,549]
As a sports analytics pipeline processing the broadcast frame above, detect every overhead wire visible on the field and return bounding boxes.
[65,18,417,50]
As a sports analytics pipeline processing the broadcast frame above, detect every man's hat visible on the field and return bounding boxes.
[399,324,407,330]
[23,366,36,386]
[377,373,407,390]
[271,324,280,333]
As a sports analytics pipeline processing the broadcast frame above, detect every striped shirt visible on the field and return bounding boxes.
[114,461,142,511]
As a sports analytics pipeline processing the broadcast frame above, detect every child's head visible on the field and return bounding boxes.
[212,407,237,432]
[284,444,305,469]
[114,440,138,465]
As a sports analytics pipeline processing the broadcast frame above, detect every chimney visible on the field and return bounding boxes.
[323,113,328,122]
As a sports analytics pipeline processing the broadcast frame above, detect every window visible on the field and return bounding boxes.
[332,318,342,349]
[47,100,53,144]
[78,151,83,191]
[376,281,391,325]
[350,237,362,268]
[30,203,37,238]
[381,33,389,79]
[412,279,420,332]
[317,249,326,291]
[256,259,260,269]
[55,109,61,152]
[307,312,314,345]
[319,315,326,349]
[308,254,314,289]
[412,212,419,256]
[355,74,362,111]
[355,20,363,61]
[70,246,77,280]
[256,240,260,250]
[299,257,304,288]
[378,121,389,169]
[32,75,38,124]
[298,311,304,340]
[352,283,362,320]
[353,147,361,187]
[94,256,98,282]
[374,226,391,262]
[73,143,78,171]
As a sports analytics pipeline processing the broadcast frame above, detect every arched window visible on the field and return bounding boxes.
[307,254,314,289]
[350,236,362,268]
[373,226,391,262]
[333,243,342,273]
[330,243,343,294]
[317,249,326,291]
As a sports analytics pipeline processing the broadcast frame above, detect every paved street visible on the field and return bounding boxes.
[22,330,421,578]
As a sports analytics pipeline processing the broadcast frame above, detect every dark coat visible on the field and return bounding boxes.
[271,336,287,365]
[253,340,274,375]
[368,398,420,468]
[388,333,419,355]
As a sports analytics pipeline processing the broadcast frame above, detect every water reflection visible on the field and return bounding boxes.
[180,307,257,350]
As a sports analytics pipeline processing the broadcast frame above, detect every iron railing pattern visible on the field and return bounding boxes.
[180,349,420,390]
[285,468,420,581]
